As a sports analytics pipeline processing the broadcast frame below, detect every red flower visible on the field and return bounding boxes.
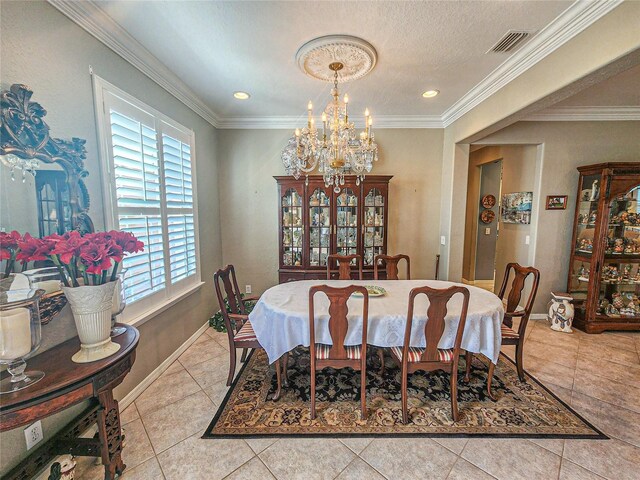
[0,248,10,261]
[0,231,21,250]
[16,233,55,263]
[79,242,113,275]
[107,230,144,254]
[52,231,88,264]
[104,240,124,263]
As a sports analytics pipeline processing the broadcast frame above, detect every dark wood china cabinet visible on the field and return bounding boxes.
[276,175,392,282]
[568,163,640,333]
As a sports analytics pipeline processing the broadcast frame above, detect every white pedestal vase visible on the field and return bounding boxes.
[63,282,121,363]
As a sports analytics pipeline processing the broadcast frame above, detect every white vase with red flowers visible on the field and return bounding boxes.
[13,230,144,363]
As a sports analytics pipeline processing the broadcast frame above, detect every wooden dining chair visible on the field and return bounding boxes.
[214,265,284,399]
[464,263,540,397]
[389,285,470,423]
[327,254,363,280]
[309,284,369,420]
[374,254,411,280]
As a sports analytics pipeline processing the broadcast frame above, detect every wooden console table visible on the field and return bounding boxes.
[1,324,139,480]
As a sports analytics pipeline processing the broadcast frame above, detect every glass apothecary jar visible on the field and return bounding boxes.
[0,275,45,393]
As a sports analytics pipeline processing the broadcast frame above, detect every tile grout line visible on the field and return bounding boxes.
[357,441,392,480]
[219,449,259,479]
[257,439,284,480]
[134,375,205,418]
[255,454,278,480]
[137,388,211,457]
[331,455,358,480]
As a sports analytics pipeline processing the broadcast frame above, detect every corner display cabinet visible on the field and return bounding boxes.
[276,175,392,283]
[568,163,640,333]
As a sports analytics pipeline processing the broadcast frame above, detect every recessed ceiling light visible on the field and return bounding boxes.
[422,90,439,98]
[233,91,250,100]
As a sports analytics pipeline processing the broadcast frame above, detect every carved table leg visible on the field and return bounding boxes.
[271,357,283,401]
[97,389,126,480]
[282,352,290,387]
[486,362,497,401]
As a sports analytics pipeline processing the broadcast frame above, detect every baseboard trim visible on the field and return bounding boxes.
[530,314,548,320]
[119,321,210,409]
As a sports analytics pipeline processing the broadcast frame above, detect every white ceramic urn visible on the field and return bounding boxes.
[548,292,574,333]
[63,281,121,363]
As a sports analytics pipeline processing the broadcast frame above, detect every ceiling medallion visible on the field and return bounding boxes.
[283,36,379,193]
[295,35,377,83]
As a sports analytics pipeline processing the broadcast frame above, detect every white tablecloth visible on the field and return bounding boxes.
[250,280,504,365]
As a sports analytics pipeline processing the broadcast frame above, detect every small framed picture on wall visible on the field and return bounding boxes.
[546,195,568,210]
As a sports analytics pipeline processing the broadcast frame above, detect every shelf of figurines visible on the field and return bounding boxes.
[577,209,640,228]
[576,263,640,285]
[575,237,640,258]
[597,291,640,318]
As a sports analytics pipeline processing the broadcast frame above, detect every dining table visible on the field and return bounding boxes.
[249,280,505,377]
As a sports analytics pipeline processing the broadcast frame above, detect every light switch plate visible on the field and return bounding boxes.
[525,235,530,245]
[440,236,446,245]
[485,227,491,235]
[245,285,252,294]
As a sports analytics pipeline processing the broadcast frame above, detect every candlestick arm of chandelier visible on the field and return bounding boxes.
[281,62,378,193]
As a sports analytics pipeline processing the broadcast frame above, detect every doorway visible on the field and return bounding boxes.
[463,145,538,295]
[474,160,502,291]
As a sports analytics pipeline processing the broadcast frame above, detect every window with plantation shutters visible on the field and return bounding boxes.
[94,77,201,320]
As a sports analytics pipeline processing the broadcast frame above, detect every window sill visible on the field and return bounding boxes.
[123,281,205,328]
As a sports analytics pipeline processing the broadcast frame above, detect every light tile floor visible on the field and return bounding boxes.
[75,320,640,480]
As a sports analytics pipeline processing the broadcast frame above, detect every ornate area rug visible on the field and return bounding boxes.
[203,348,605,438]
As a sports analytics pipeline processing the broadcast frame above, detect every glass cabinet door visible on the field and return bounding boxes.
[574,174,600,257]
[335,187,359,259]
[308,186,332,268]
[363,187,386,266]
[281,187,303,267]
[598,185,640,318]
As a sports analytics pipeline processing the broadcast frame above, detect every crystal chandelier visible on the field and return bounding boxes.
[0,154,39,182]
[281,62,378,193]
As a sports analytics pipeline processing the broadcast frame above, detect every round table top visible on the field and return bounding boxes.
[0,324,139,412]
[257,279,502,318]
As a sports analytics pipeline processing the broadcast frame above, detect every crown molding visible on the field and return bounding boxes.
[48,0,220,127]
[217,115,444,129]
[441,0,623,127]
[525,106,640,121]
[50,0,624,131]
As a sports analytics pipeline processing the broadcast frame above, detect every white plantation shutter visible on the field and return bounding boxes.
[97,80,200,319]
[162,132,197,283]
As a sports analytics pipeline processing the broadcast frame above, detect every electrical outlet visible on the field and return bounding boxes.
[245,285,252,294]
[440,236,446,246]
[24,420,43,450]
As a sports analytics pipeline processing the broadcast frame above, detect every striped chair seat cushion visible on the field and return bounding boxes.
[390,346,455,363]
[315,344,362,360]
[234,320,257,342]
[501,324,520,339]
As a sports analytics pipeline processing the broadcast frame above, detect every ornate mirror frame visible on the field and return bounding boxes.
[1,84,94,233]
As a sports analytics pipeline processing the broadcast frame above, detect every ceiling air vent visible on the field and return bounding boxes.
[488,30,533,53]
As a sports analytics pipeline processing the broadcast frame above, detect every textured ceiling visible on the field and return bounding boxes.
[96,0,573,118]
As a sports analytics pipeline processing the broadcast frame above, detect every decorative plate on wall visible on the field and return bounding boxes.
[480,209,495,224]
[481,194,496,208]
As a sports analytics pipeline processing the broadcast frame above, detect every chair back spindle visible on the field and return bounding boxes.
[309,285,369,360]
[214,265,246,337]
[403,286,470,364]
[497,263,540,332]
[374,254,411,280]
[327,254,363,280]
